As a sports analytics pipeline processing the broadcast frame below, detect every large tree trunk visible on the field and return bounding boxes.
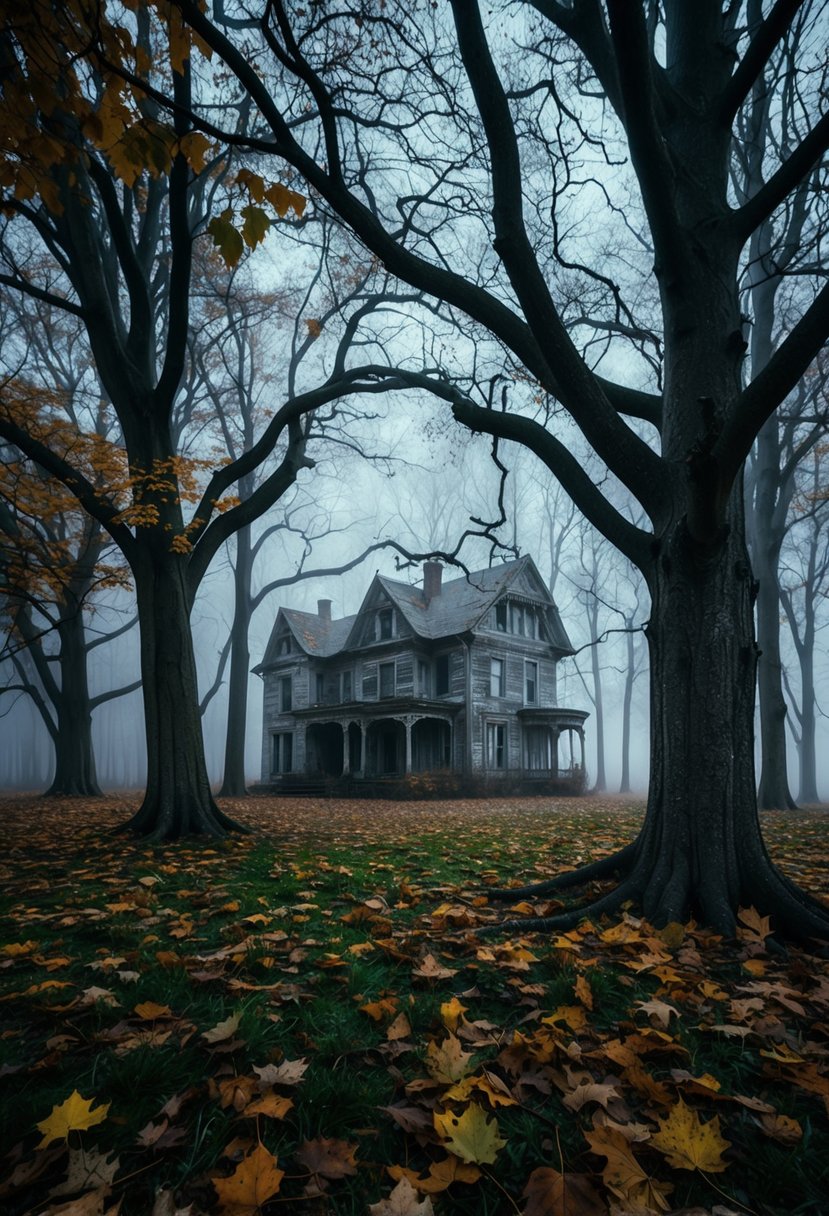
[219,523,253,797]
[46,612,102,797]
[119,548,244,840]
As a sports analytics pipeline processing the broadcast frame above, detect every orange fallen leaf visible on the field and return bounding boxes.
[213,1143,284,1214]
[388,1153,481,1193]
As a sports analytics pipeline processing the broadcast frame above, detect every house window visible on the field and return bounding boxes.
[379,661,395,698]
[418,660,430,697]
[486,722,506,769]
[340,670,352,702]
[315,672,325,704]
[378,608,393,639]
[525,660,538,705]
[276,634,291,656]
[271,732,293,774]
[280,676,292,712]
[490,657,505,698]
[435,653,450,696]
[496,602,507,631]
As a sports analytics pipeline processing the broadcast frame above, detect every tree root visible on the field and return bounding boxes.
[487,842,638,900]
[115,795,249,841]
[479,879,639,937]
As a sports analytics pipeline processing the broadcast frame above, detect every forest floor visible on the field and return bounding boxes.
[0,793,828,1216]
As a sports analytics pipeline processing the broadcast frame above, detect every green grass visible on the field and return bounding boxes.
[1,794,828,1214]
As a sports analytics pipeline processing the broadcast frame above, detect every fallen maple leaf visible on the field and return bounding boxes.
[253,1058,308,1087]
[50,1147,120,1197]
[440,996,468,1031]
[584,1127,673,1211]
[650,1097,730,1172]
[522,1166,605,1216]
[433,1104,505,1164]
[242,1090,294,1119]
[37,1091,111,1146]
[369,1176,435,1215]
[296,1136,358,1180]
[134,1001,173,1020]
[412,953,458,980]
[425,1035,474,1084]
[212,1143,284,1214]
[388,1153,480,1193]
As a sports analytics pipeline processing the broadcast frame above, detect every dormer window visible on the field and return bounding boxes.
[276,633,292,656]
[496,602,507,631]
[377,608,394,640]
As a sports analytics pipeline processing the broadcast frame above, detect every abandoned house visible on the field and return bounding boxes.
[255,557,588,788]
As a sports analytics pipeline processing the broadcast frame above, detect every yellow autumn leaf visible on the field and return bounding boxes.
[37,1090,110,1146]
[440,996,468,1031]
[213,1143,284,1214]
[433,1104,505,1164]
[650,1097,731,1172]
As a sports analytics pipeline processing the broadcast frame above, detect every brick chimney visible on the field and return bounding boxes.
[423,562,442,600]
[317,599,332,621]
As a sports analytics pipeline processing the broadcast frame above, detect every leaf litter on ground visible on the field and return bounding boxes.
[0,793,828,1214]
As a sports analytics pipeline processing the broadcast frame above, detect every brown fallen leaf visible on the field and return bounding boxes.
[296,1136,358,1180]
[253,1058,308,1087]
[369,1176,435,1215]
[584,1126,673,1211]
[242,1090,294,1120]
[387,1012,413,1040]
[388,1153,480,1193]
[50,1147,120,1197]
[412,954,458,981]
[522,1166,605,1216]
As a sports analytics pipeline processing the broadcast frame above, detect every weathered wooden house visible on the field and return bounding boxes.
[255,557,588,789]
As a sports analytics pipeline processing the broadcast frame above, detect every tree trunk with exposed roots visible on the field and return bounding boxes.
[118,548,245,840]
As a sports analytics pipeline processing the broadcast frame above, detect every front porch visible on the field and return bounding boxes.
[294,698,459,779]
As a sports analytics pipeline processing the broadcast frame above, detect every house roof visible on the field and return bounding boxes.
[258,556,573,667]
[279,608,357,658]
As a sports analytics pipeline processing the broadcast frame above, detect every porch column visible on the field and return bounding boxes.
[360,721,367,776]
[404,716,413,775]
[341,723,350,775]
[577,727,586,769]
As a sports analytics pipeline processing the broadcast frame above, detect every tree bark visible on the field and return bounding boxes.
[118,547,244,840]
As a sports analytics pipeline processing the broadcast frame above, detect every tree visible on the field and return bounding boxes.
[779,444,829,804]
[0,303,140,796]
[736,4,829,809]
[0,5,413,836]
[150,0,829,939]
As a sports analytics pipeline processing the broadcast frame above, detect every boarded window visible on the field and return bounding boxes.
[379,662,395,698]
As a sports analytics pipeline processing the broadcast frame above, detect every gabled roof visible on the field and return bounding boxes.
[258,557,573,670]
